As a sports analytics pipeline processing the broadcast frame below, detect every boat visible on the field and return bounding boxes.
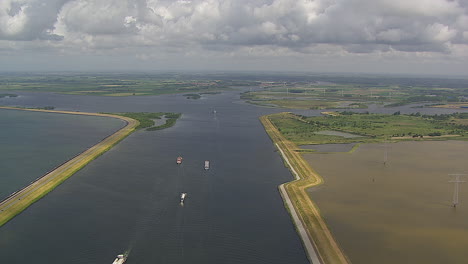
[112,252,128,264]
[180,192,187,204]
[176,156,183,164]
[204,160,210,170]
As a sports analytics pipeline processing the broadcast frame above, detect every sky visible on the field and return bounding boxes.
[1,0,468,76]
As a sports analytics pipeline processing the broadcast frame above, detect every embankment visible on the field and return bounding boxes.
[260,114,350,264]
[0,107,139,227]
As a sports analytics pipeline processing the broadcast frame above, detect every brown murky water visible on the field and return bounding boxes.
[305,141,468,264]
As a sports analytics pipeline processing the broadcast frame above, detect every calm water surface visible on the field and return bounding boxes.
[2,91,467,264]
[0,109,125,200]
[305,141,468,264]
[0,91,308,264]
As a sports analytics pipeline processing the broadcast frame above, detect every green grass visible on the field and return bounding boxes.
[112,112,181,131]
[147,113,181,131]
[0,74,240,96]
[261,99,338,109]
[242,78,468,109]
[260,114,350,264]
[0,109,139,227]
[241,90,372,109]
[269,112,468,145]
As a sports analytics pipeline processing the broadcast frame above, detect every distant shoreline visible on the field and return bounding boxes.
[0,107,139,227]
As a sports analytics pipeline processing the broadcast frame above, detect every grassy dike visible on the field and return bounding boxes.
[0,107,139,227]
[260,114,350,264]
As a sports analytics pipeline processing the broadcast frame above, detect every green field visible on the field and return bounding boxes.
[0,74,247,96]
[269,112,468,145]
[2,73,467,108]
[242,77,468,109]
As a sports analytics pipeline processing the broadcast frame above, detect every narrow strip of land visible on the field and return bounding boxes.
[260,114,350,264]
[0,107,139,227]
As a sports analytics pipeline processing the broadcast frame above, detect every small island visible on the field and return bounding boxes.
[112,112,182,131]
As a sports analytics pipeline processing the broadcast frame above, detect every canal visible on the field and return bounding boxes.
[0,91,309,264]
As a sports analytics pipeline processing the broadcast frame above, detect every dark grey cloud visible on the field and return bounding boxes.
[2,0,466,52]
[0,0,71,41]
[1,0,468,74]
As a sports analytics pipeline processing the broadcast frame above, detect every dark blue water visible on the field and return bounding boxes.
[0,109,125,200]
[0,91,309,264]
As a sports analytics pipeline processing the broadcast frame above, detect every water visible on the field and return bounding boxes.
[2,90,466,263]
[0,109,125,200]
[0,91,308,264]
[305,141,468,264]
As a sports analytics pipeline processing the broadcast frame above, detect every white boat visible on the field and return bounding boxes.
[180,192,187,204]
[112,253,127,264]
[204,160,210,170]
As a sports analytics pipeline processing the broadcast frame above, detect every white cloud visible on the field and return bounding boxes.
[0,0,69,40]
[0,1,29,36]
[425,23,457,43]
[1,0,468,73]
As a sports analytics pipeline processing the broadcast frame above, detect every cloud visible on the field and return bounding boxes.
[1,0,468,63]
[0,0,70,41]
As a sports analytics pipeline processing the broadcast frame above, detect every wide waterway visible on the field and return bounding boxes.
[1,91,467,264]
[305,141,468,264]
[0,91,309,264]
[0,109,125,201]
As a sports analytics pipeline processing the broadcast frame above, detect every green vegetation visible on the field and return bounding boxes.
[269,112,468,145]
[254,99,339,109]
[241,76,468,109]
[147,113,181,131]
[0,107,182,227]
[241,90,371,109]
[260,115,350,264]
[0,108,139,227]
[11,105,56,110]
[2,73,466,107]
[35,106,55,110]
[0,73,251,96]
[115,112,181,131]
[261,111,468,263]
